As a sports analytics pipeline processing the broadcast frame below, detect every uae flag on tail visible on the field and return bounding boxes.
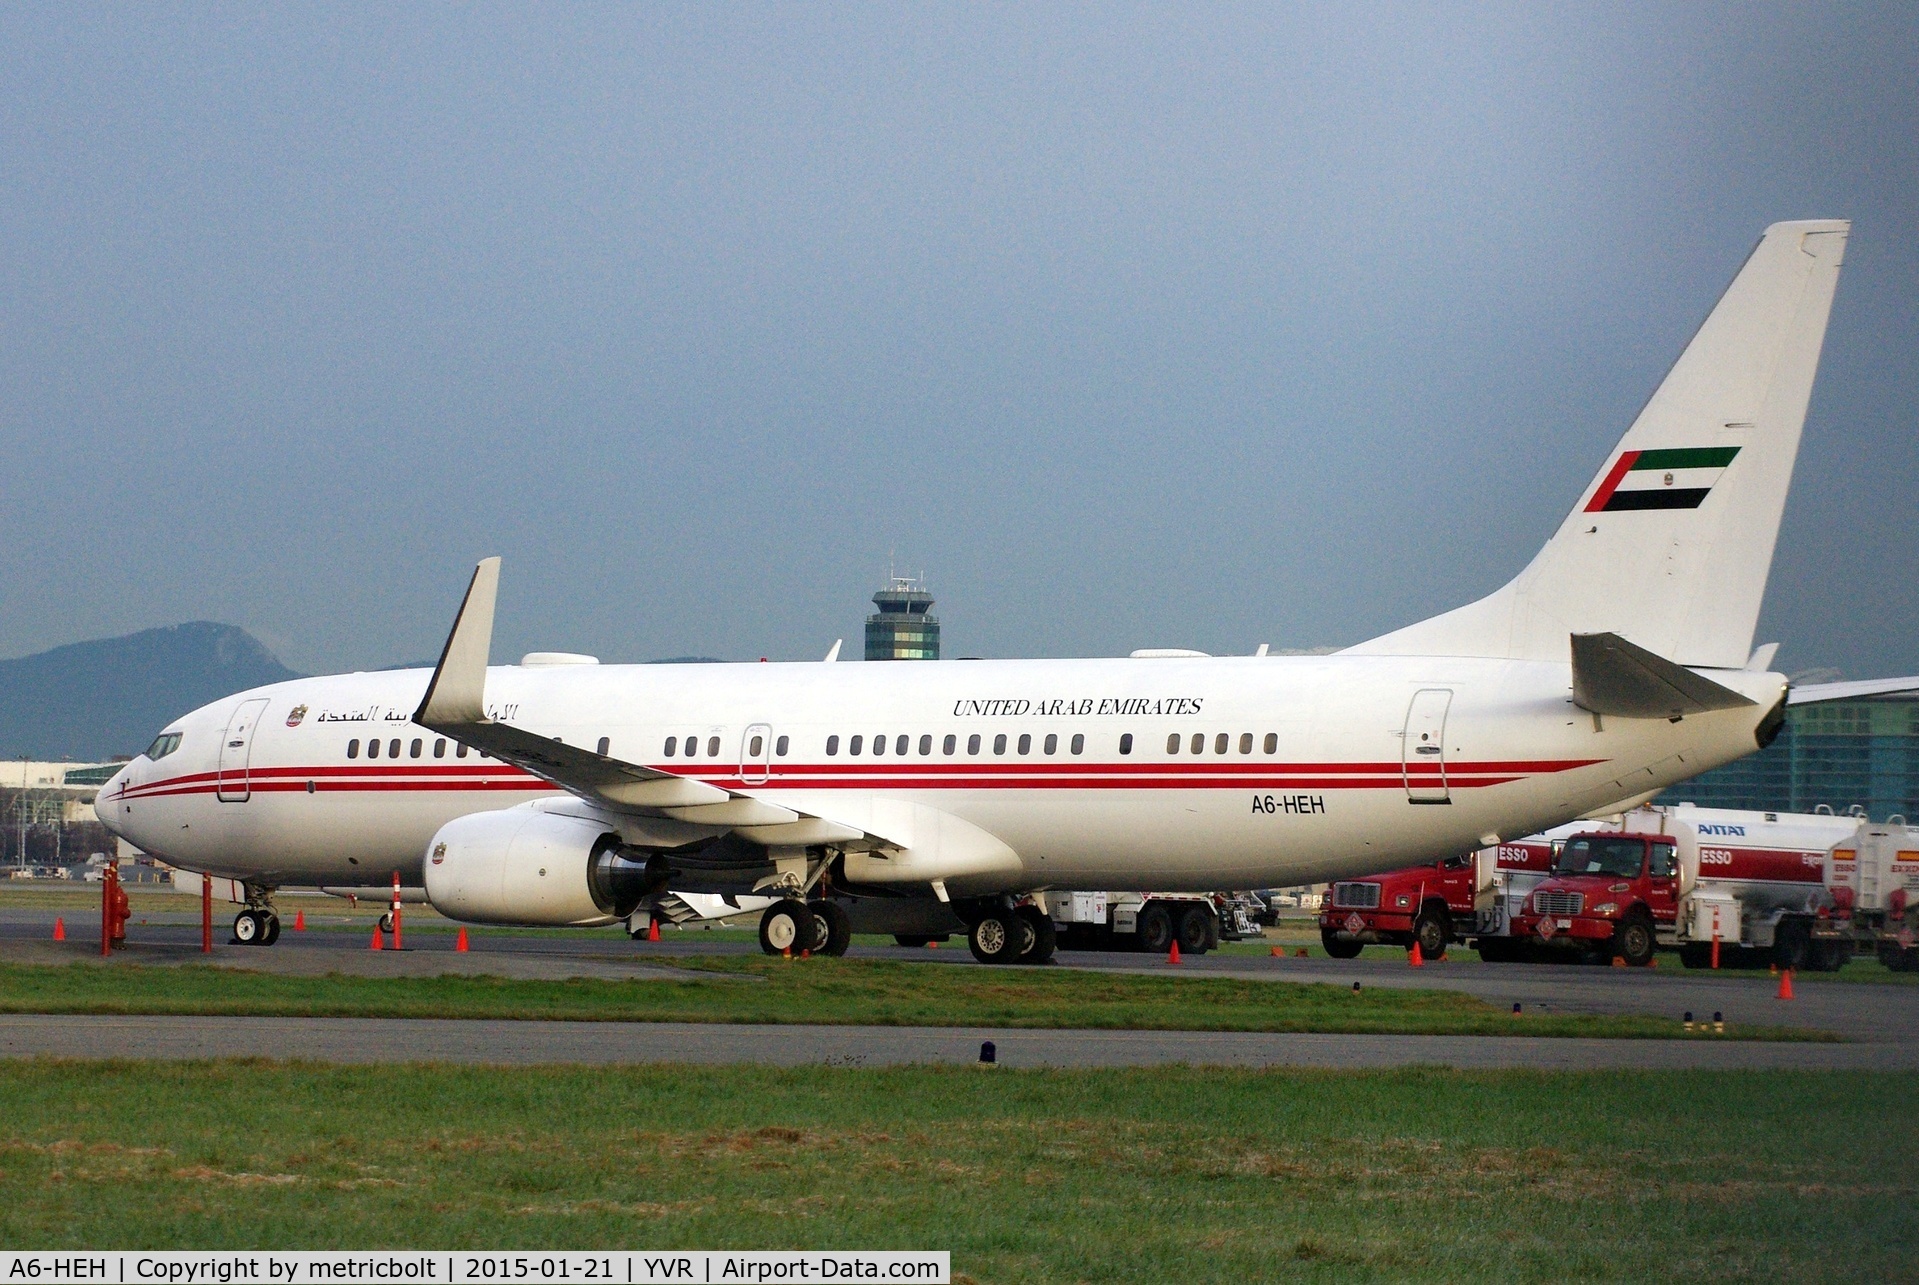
[1585,446,1741,512]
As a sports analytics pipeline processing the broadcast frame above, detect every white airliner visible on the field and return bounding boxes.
[99,219,1857,964]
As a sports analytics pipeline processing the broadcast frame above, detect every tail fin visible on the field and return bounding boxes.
[1349,219,1847,667]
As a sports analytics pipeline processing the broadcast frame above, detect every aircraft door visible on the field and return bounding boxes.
[1402,689,1452,804]
[216,697,271,802]
[740,723,774,786]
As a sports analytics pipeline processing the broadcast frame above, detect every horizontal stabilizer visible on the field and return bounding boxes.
[1789,676,1919,705]
[1571,632,1757,719]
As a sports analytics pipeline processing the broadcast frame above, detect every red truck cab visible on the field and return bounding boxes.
[1509,831,1679,966]
[1318,853,1479,959]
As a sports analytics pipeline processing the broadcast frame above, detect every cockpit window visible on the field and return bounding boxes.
[144,731,183,760]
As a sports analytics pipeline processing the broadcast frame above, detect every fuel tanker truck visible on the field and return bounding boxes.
[1321,803,1917,969]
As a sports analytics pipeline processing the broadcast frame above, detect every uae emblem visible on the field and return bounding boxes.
[285,704,308,728]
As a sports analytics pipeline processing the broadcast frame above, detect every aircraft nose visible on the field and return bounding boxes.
[95,767,132,839]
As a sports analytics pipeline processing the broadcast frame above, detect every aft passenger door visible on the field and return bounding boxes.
[1402,689,1452,804]
[216,697,271,802]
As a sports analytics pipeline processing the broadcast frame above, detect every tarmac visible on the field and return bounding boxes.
[3,901,1916,1070]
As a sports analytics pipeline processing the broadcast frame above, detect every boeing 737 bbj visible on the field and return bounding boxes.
[100,220,1855,964]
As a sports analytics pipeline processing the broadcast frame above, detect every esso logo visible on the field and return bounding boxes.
[1700,847,1734,866]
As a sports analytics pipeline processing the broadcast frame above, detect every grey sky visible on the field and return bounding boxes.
[3,4,1914,677]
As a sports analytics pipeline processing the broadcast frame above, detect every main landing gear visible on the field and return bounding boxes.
[757,898,852,957]
[966,903,1056,966]
[230,883,281,945]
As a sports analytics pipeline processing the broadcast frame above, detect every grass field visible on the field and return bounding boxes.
[0,958,1822,1040]
[0,1060,1912,1281]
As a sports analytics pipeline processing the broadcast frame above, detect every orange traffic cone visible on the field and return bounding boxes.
[1612,955,1627,967]
[455,926,469,952]
[1270,945,1283,957]
[647,918,661,943]
[1778,969,1794,1000]
[926,940,938,948]
[1296,947,1308,958]
[293,910,305,931]
[52,917,65,941]
[1168,940,1181,965]
[370,925,384,951]
[1408,941,1424,968]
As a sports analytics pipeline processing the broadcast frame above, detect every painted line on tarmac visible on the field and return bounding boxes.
[0,1014,1911,1069]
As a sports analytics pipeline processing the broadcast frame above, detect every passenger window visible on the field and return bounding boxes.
[1213,733,1227,755]
[775,735,789,756]
[826,735,840,756]
[410,738,423,758]
[918,734,932,756]
[389,739,401,758]
[1263,732,1278,754]
[1191,733,1205,755]
[873,734,886,756]
[943,734,956,755]
[1167,733,1180,754]
[1043,733,1057,755]
[598,737,611,756]
[749,735,764,757]
[367,739,380,759]
[1017,733,1032,755]
[665,736,678,756]
[896,734,908,755]
[456,743,469,759]
[850,735,864,755]
[1119,733,1133,755]
[434,738,447,758]
[1071,733,1085,755]
[1239,732,1252,754]
[967,734,981,755]
[994,734,1007,755]
[706,736,719,756]
[347,739,360,759]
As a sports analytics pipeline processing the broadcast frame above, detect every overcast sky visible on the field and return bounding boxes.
[2,4,1914,678]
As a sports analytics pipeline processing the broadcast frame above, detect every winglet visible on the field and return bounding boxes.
[415,557,501,725]
[824,639,842,663]
[1571,632,1757,719]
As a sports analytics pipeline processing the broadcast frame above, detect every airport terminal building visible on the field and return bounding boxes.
[1665,690,1919,821]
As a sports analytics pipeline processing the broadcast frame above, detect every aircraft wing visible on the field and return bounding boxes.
[413,558,866,843]
[1787,676,1919,705]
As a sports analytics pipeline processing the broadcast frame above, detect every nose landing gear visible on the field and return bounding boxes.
[231,882,282,945]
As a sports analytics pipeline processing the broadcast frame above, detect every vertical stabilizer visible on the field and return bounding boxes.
[1348,220,1847,667]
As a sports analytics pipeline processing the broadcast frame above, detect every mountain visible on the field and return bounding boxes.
[0,623,302,761]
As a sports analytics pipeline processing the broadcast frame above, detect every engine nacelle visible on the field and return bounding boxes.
[424,805,657,926]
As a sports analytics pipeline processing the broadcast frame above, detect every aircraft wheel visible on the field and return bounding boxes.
[813,901,852,957]
[1016,908,1057,964]
[261,913,281,946]
[968,910,1021,965]
[1320,929,1363,960]
[758,899,812,955]
[232,910,261,945]
[377,912,395,934]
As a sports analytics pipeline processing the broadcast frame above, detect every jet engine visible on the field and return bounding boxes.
[424,805,660,926]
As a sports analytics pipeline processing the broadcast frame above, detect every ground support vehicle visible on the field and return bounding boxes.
[1317,840,1557,960]
[1824,818,1919,970]
[1511,806,1864,968]
[1045,890,1251,956]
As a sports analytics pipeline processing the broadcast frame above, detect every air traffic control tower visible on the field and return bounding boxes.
[865,576,940,661]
